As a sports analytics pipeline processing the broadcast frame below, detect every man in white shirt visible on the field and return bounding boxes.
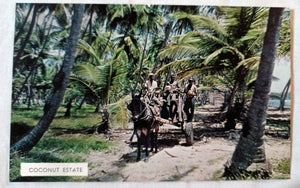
[145,73,158,94]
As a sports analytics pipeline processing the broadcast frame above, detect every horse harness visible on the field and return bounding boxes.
[134,101,156,129]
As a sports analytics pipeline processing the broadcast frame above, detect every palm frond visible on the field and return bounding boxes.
[159,31,229,60]
[69,75,99,98]
[74,63,100,83]
[203,46,244,66]
[157,57,203,75]
[240,28,265,53]
[97,62,111,89]
[235,56,260,71]
[77,39,102,65]
[176,66,212,79]
[108,95,131,128]
[158,43,200,60]
[124,36,140,59]
[174,12,226,37]
[278,17,291,56]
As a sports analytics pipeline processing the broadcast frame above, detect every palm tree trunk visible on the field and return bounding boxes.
[10,4,85,154]
[12,65,35,105]
[12,14,55,105]
[77,95,86,109]
[13,5,38,73]
[64,99,73,117]
[26,79,32,109]
[134,27,149,93]
[224,68,248,130]
[152,21,173,74]
[279,78,290,111]
[224,78,239,129]
[88,5,94,44]
[224,8,284,179]
[94,100,101,113]
[14,4,34,45]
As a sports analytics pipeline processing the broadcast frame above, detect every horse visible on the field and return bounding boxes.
[127,92,159,161]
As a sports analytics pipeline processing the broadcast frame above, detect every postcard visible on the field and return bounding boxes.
[1,0,299,188]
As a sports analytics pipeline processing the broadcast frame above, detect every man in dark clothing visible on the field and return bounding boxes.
[183,77,197,122]
[167,73,180,122]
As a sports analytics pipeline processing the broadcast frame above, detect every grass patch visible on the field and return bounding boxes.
[32,134,110,153]
[10,133,110,182]
[212,169,225,180]
[10,104,114,182]
[11,107,43,126]
[275,158,291,174]
[208,156,225,165]
[272,157,291,179]
[11,105,101,130]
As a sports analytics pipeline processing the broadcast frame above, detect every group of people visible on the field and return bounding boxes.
[144,73,197,123]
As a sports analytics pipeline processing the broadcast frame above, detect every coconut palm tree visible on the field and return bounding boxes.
[224,7,284,179]
[132,5,164,91]
[151,5,201,84]
[74,36,128,109]
[157,7,270,129]
[13,10,58,106]
[13,4,40,74]
[12,4,73,106]
[10,4,85,153]
[14,4,34,45]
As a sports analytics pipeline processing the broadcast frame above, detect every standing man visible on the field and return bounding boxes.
[183,77,197,122]
[145,73,158,97]
[168,73,180,93]
[145,73,160,116]
[167,73,180,122]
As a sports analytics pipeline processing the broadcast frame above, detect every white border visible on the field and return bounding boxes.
[1,0,299,188]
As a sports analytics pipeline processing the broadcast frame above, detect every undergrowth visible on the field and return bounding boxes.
[10,105,112,182]
[272,158,291,179]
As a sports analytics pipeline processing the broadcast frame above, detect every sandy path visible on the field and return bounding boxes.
[85,127,291,182]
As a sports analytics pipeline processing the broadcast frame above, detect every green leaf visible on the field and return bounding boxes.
[77,39,102,65]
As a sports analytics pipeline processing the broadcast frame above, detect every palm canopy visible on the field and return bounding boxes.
[157,7,269,84]
[71,46,128,105]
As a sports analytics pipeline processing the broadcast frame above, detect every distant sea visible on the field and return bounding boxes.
[268,99,291,107]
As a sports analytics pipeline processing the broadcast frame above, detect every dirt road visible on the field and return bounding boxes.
[85,123,291,182]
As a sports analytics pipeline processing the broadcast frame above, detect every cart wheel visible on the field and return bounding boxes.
[185,122,193,146]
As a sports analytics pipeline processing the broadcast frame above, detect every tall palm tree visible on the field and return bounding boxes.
[12,4,73,106]
[10,4,85,153]
[152,5,200,83]
[13,4,40,74]
[74,37,128,109]
[12,5,57,106]
[14,4,34,45]
[133,5,164,91]
[224,7,284,179]
[157,7,269,129]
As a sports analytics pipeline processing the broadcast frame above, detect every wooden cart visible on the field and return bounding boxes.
[155,117,193,146]
[154,94,194,146]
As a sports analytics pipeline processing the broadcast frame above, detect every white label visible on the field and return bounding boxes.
[20,163,88,176]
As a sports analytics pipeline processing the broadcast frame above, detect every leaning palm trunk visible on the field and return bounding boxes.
[13,5,38,74]
[279,78,290,111]
[224,8,284,179]
[12,13,55,106]
[14,4,34,45]
[10,4,84,154]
